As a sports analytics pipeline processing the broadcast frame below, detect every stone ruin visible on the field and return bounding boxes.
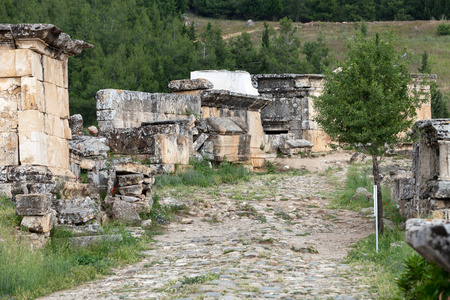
[394,119,450,276]
[0,24,438,248]
[392,119,450,220]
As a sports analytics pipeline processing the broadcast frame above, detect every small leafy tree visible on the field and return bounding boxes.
[314,34,425,233]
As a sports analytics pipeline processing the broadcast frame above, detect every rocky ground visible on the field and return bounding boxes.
[40,152,380,300]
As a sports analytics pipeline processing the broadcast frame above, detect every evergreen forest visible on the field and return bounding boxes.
[1,0,448,124]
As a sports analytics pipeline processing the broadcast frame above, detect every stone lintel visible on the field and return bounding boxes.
[200,90,269,111]
[0,24,93,59]
[168,78,213,92]
[405,218,450,273]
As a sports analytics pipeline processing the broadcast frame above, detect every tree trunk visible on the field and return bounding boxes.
[372,155,384,234]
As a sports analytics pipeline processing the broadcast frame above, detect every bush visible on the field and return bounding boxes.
[436,23,450,36]
[397,254,450,299]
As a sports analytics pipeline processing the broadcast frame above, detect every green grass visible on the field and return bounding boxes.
[345,228,416,299]
[0,197,148,300]
[154,159,250,188]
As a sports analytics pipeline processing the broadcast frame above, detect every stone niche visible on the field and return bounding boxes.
[252,74,328,152]
[392,119,450,220]
[0,24,92,195]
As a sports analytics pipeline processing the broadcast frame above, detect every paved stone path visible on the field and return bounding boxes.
[40,156,377,299]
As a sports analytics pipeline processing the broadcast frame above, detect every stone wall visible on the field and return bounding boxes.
[96,89,201,132]
[0,24,92,178]
[252,74,328,152]
[392,119,450,219]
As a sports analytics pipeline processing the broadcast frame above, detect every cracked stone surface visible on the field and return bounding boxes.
[39,152,379,299]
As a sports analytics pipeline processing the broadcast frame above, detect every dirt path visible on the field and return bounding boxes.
[39,152,376,299]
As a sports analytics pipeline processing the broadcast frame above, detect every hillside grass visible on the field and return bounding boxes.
[188,15,450,97]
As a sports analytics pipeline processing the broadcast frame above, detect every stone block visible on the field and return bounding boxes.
[193,133,209,151]
[43,55,64,87]
[0,166,7,182]
[57,86,69,119]
[110,199,141,226]
[44,113,65,138]
[0,50,16,77]
[117,174,144,187]
[18,110,45,132]
[47,136,69,169]
[15,49,43,80]
[210,134,251,162]
[69,234,123,248]
[69,114,83,135]
[21,213,55,233]
[19,131,47,165]
[118,184,143,197]
[0,111,18,132]
[56,196,99,225]
[15,193,52,216]
[0,132,19,165]
[44,82,58,116]
[20,77,44,111]
[0,183,12,198]
[0,77,21,111]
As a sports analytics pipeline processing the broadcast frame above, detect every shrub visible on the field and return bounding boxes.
[436,23,450,36]
[397,254,450,299]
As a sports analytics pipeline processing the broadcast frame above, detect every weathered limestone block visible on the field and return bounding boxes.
[20,77,44,111]
[200,90,268,112]
[43,55,64,87]
[15,49,43,80]
[18,109,44,132]
[57,86,70,119]
[7,165,53,182]
[19,131,48,165]
[117,174,144,187]
[0,183,12,198]
[116,195,141,203]
[118,184,143,197]
[0,77,20,111]
[168,78,213,93]
[193,133,209,151]
[44,114,65,138]
[47,135,69,169]
[104,121,190,165]
[191,70,259,96]
[209,134,251,162]
[206,117,247,135]
[0,50,16,77]
[69,234,122,248]
[0,132,18,165]
[110,198,141,226]
[56,196,99,225]
[21,212,55,233]
[0,24,94,59]
[0,166,7,182]
[69,114,84,135]
[406,218,450,273]
[60,182,91,199]
[69,135,110,158]
[15,193,52,216]
[96,89,201,131]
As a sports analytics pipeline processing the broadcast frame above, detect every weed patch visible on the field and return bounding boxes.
[154,159,249,188]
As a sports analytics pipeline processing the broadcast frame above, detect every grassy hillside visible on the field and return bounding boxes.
[188,14,450,97]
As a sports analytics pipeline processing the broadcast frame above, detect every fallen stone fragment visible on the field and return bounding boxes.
[69,234,123,248]
[117,174,144,187]
[118,184,143,197]
[405,218,450,273]
[111,199,141,226]
[16,193,52,216]
[181,218,194,224]
[20,213,55,233]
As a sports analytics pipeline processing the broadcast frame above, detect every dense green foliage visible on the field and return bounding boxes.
[314,34,423,153]
[436,22,450,35]
[314,33,424,232]
[397,254,450,299]
[189,0,449,22]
